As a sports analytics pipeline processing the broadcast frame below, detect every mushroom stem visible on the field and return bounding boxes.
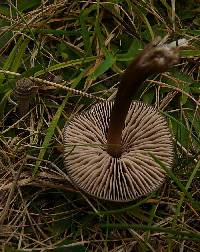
[106,42,178,157]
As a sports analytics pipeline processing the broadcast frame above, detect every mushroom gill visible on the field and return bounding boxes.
[64,101,173,201]
[64,40,178,202]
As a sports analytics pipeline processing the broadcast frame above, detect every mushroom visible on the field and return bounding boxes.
[63,41,178,202]
[12,78,34,117]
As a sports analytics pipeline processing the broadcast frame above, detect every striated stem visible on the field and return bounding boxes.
[106,41,179,157]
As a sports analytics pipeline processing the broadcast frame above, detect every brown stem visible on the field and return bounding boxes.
[106,41,179,157]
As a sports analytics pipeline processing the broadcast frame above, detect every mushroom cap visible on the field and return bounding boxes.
[14,78,34,98]
[63,101,174,202]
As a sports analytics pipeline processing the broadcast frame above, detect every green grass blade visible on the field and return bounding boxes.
[0,37,29,84]
[33,95,69,175]
[141,13,154,39]
[88,54,116,81]
[10,38,30,72]
[80,8,94,56]
[185,159,200,191]
[149,153,200,210]
[29,28,84,36]
[33,56,97,77]
[101,223,200,241]
[161,111,200,145]
[180,50,200,57]
[93,194,153,216]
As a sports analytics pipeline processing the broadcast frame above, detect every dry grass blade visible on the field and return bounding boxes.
[0,70,106,101]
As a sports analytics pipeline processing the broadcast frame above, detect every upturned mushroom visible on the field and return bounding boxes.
[63,40,178,202]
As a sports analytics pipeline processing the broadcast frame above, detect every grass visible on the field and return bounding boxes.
[0,0,200,251]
